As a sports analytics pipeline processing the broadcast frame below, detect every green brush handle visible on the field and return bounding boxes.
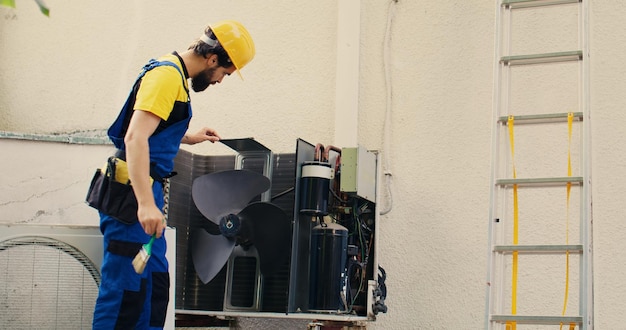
[144,235,156,255]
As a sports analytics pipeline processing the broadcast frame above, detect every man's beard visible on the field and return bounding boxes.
[191,67,216,92]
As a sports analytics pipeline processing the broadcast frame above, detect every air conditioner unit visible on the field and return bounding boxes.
[0,224,176,329]
[170,138,387,323]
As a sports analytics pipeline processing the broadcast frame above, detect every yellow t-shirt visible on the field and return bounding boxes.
[134,54,189,121]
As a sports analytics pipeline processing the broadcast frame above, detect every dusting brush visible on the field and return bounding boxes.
[132,235,155,274]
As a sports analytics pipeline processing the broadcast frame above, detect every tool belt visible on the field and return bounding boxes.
[112,150,175,184]
[85,151,173,224]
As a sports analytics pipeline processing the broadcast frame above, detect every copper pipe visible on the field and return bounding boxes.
[314,143,325,161]
[322,145,341,162]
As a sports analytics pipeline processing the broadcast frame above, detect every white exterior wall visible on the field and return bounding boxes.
[1,1,625,329]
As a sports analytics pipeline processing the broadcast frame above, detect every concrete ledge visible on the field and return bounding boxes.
[0,130,111,145]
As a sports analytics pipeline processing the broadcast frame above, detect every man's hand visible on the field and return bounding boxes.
[138,203,167,238]
[182,127,221,145]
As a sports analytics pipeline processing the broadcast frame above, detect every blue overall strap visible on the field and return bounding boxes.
[140,59,189,98]
[107,58,189,149]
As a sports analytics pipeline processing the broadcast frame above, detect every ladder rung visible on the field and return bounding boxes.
[502,0,581,9]
[496,177,583,186]
[491,315,583,325]
[498,112,583,124]
[494,244,583,254]
[501,50,582,65]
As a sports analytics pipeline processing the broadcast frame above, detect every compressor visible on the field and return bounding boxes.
[308,222,348,312]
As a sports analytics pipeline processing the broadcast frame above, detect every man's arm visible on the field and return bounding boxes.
[125,110,167,238]
[182,127,221,145]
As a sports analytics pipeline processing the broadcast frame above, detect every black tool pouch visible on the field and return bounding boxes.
[86,156,138,224]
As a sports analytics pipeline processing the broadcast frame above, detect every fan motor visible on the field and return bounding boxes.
[219,214,241,238]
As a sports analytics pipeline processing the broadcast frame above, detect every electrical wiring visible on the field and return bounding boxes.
[380,0,398,215]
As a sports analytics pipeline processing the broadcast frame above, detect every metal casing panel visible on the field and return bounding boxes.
[287,138,316,313]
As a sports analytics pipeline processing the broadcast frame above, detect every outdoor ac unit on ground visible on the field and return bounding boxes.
[0,224,176,329]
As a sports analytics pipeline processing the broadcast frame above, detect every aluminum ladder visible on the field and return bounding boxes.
[485,0,592,329]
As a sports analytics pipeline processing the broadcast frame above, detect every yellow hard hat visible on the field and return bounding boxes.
[211,20,255,79]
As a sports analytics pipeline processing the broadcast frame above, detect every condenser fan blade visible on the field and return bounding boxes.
[191,229,236,284]
[192,170,270,225]
[238,202,292,275]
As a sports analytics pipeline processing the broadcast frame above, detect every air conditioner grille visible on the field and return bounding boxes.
[0,236,100,329]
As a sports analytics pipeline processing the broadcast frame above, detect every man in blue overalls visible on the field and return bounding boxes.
[93,21,255,329]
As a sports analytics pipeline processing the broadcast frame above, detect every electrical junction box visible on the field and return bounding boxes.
[340,146,377,203]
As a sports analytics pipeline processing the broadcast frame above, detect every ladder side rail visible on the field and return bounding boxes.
[493,2,516,329]
[486,1,511,327]
[579,0,592,328]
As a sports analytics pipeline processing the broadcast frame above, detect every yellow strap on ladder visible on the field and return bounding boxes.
[507,115,578,330]
[560,112,576,330]
[507,115,518,330]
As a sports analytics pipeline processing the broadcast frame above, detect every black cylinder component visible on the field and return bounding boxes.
[308,222,348,312]
[299,161,332,215]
